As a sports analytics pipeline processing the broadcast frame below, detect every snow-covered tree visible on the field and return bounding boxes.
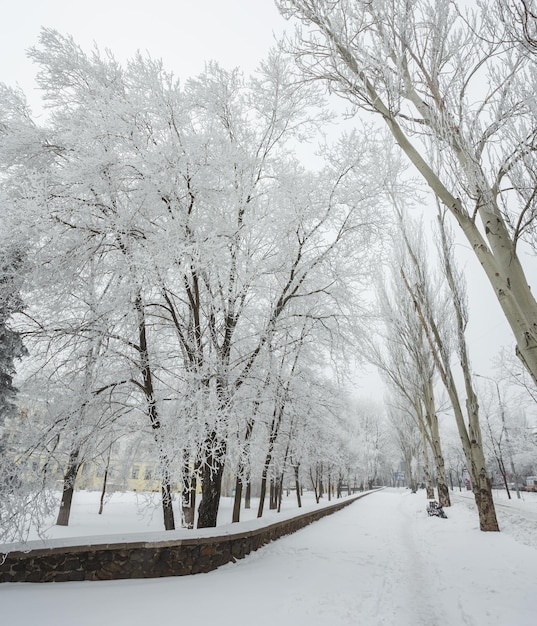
[277,0,537,389]
[399,211,499,530]
[0,246,27,423]
[368,215,452,506]
[0,28,386,535]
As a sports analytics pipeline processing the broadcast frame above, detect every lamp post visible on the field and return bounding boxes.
[476,374,521,500]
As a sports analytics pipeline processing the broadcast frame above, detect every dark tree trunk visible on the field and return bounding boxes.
[161,480,175,531]
[277,471,285,512]
[197,447,225,528]
[245,481,251,509]
[98,467,108,515]
[56,449,81,526]
[232,476,243,523]
[269,478,278,510]
[293,463,302,507]
[257,469,269,518]
[98,447,112,515]
[496,456,511,499]
[276,435,291,513]
[310,466,320,503]
[233,414,256,522]
[154,455,176,531]
[257,398,286,518]
[269,478,274,509]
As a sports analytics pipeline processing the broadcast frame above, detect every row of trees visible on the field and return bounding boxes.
[0,30,396,541]
[276,0,537,530]
[374,206,536,523]
[2,0,536,539]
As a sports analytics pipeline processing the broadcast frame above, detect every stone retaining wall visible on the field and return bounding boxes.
[0,492,376,583]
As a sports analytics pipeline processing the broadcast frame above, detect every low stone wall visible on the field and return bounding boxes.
[0,491,376,583]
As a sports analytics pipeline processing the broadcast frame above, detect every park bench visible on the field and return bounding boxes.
[426,500,447,519]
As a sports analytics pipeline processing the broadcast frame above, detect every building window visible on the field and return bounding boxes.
[144,468,153,481]
[131,465,140,479]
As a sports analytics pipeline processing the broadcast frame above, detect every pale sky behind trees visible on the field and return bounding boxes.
[0,0,527,403]
[1,0,286,106]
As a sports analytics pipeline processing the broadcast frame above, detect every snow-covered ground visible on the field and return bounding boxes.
[454,487,537,550]
[1,488,536,626]
[3,489,362,548]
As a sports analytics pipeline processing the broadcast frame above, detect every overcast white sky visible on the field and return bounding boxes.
[2,0,532,408]
[1,0,287,111]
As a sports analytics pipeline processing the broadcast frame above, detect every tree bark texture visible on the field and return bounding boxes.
[232,476,243,523]
[98,469,108,515]
[294,464,302,507]
[421,446,435,500]
[56,449,81,526]
[197,457,225,528]
[423,380,451,508]
[196,426,226,529]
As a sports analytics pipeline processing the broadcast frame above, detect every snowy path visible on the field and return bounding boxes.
[1,489,536,626]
